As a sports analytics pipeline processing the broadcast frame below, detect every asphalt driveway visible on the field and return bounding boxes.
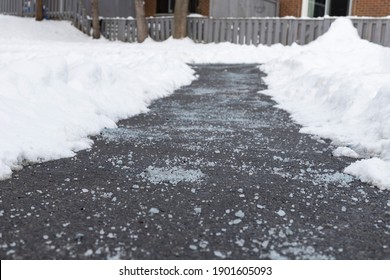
[0,64,389,259]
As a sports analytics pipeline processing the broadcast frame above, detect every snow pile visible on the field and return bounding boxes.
[0,16,195,179]
[261,18,390,190]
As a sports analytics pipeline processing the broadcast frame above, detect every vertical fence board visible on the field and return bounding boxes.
[238,20,245,45]
[165,18,170,39]
[252,20,259,45]
[131,21,136,42]
[189,18,195,41]
[379,20,386,46]
[203,18,209,43]
[266,20,273,45]
[208,20,214,43]
[316,19,323,39]
[373,19,382,45]
[187,18,194,41]
[158,18,164,40]
[213,19,220,43]
[230,20,236,44]
[290,19,296,43]
[323,18,333,33]
[199,18,205,42]
[384,20,390,47]
[112,20,117,41]
[118,20,126,42]
[194,18,200,42]
[298,21,306,45]
[156,19,161,41]
[307,20,315,43]
[195,18,200,41]
[226,19,232,43]
[220,19,226,42]
[280,20,287,45]
[366,21,374,42]
[260,20,267,45]
[272,20,281,44]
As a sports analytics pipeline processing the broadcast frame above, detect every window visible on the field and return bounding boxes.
[304,0,351,17]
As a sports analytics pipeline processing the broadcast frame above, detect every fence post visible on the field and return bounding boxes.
[385,20,390,47]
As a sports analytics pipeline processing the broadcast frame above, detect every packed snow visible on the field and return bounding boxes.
[0,15,390,191]
[261,18,390,190]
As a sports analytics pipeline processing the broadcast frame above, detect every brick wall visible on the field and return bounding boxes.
[144,0,157,17]
[352,0,390,17]
[279,0,302,17]
[197,0,210,16]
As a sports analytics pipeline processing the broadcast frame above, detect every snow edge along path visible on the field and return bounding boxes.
[261,18,390,190]
[0,16,196,180]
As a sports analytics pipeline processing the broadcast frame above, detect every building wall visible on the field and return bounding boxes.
[197,0,210,15]
[83,0,136,18]
[280,0,390,17]
[144,0,208,16]
[144,0,157,17]
[279,0,301,17]
[210,0,279,18]
[352,0,390,17]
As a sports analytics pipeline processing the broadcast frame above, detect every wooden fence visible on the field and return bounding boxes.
[0,0,91,35]
[1,0,389,47]
[102,16,390,47]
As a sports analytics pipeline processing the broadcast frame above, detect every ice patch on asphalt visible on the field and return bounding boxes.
[140,166,205,185]
[101,127,170,143]
[268,246,334,260]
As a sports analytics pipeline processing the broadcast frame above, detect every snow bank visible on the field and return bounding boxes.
[261,18,390,190]
[0,16,195,179]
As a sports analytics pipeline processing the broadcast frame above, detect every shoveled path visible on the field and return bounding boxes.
[1,65,389,260]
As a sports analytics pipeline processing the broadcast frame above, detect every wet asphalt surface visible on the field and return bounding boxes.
[1,64,390,260]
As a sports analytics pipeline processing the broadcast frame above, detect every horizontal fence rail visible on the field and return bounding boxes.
[101,16,390,47]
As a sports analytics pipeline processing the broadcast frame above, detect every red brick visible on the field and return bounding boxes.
[352,0,390,17]
[279,0,302,17]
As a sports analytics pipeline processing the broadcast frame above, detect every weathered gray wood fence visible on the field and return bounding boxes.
[1,0,389,47]
[102,16,390,47]
[0,0,91,35]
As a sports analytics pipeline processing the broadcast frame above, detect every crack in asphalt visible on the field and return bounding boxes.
[0,64,389,259]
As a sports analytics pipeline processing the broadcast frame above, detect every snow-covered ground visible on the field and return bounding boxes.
[261,19,390,190]
[0,15,389,190]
